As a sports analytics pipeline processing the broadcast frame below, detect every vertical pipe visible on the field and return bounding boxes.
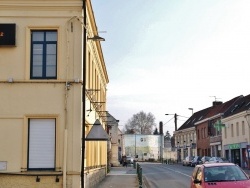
[63,130,68,188]
[81,0,87,187]
[135,134,136,158]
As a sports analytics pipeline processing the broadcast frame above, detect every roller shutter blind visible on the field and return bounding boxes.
[28,119,55,170]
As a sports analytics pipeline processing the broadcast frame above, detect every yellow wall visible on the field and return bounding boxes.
[0,1,108,187]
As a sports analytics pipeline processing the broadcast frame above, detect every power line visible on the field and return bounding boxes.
[163,117,174,125]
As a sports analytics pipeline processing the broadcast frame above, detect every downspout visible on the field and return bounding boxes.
[63,16,76,188]
[81,0,87,187]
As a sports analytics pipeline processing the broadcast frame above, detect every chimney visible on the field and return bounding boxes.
[213,101,223,106]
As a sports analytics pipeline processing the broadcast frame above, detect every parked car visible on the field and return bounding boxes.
[209,157,224,163]
[220,157,230,163]
[201,156,211,164]
[190,162,250,188]
[126,156,134,164]
[191,156,202,167]
[183,156,194,166]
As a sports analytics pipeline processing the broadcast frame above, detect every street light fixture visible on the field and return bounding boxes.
[87,35,105,41]
[188,108,193,115]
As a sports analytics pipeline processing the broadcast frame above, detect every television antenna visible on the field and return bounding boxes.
[210,96,221,102]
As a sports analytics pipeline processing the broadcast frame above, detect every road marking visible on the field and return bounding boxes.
[165,167,192,178]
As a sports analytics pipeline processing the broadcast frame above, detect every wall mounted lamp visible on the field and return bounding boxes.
[87,35,105,41]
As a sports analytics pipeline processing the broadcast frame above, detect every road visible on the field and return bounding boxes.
[140,163,193,188]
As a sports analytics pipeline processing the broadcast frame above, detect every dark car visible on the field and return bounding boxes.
[183,156,194,166]
[191,156,202,167]
[201,156,211,164]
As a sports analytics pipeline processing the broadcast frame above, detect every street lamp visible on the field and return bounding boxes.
[188,108,193,115]
[87,35,105,41]
[135,133,136,158]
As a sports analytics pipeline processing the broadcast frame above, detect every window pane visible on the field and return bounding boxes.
[46,31,57,41]
[46,44,56,77]
[32,32,44,41]
[32,44,43,77]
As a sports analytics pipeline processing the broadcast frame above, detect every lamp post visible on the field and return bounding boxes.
[135,133,136,158]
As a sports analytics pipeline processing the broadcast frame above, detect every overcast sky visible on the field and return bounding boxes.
[91,0,250,135]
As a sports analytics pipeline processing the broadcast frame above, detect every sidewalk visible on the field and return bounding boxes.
[96,166,138,188]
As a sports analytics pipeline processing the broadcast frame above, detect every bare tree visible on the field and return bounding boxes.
[124,111,156,134]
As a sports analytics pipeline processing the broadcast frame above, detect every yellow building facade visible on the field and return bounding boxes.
[0,0,109,188]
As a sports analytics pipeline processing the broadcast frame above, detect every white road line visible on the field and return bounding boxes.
[165,167,192,178]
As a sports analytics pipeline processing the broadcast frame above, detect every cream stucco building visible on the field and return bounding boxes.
[0,1,109,188]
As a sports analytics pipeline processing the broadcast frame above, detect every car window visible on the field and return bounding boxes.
[204,165,248,182]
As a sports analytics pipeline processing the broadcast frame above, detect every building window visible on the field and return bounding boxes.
[28,119,56,170]
[30,30,57,79]
[236,122,239,136]
[242,121,245,135]
[224,126,227,139]
[231,124,234,137]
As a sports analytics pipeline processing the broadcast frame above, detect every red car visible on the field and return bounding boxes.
[190,162,250,188]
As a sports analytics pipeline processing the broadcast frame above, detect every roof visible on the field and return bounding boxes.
[202,96,242,119]
[178,107,211,131]
[223,94,250,118]
[177,95,242,131]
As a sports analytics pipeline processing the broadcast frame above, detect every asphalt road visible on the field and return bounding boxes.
[141,163,194,188]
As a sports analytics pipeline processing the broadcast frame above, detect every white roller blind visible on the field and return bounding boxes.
[28,119,55,169]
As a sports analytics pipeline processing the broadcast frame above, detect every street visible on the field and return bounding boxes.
[141,163,193,188]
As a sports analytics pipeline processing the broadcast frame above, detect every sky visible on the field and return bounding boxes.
[91,0,250,135]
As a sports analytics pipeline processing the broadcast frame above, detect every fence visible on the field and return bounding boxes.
[136,162,142,188]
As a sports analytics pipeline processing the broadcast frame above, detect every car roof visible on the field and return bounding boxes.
[197,162,235,168]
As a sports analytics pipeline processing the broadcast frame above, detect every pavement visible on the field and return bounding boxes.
[96,165,138,188]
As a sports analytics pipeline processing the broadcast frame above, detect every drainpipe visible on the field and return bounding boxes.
[63,15,76,188]
[81,0,87,187]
